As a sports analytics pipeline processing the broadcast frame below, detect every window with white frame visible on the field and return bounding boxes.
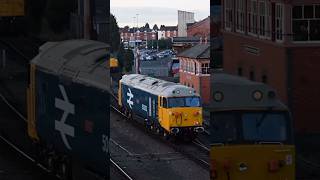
[224,0,233,31]
[191,61,194,73]
[265,2,272,39]
[180,60,184,71]
[259,1,266,37]
[236,0,245,33]
[201,63,210,75]
[249,0,258,35]
[195,62,198,74]
[187,60,190,72]
[292,5,320,41]
[185,60,188,72]
[275,3,284,41]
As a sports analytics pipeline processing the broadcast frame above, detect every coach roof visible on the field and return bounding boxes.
[31,39,110,91]
[120,74,199,97]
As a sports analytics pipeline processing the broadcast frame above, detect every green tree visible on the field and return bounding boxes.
[124,49,134,72]
[117,43,125,69]
[144,23,150,29]
[158,39,172,50]
[147,40,157,49]
[110,14,120,53]
[117,43,134,72]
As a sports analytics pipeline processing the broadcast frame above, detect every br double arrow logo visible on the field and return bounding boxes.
[55,85,75,150]
[127,88,134,109]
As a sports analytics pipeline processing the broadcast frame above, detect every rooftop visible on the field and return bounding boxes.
[177,43,210,59]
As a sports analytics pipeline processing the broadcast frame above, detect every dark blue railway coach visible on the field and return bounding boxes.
[27,40,110,179]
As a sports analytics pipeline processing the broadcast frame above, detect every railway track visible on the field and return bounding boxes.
[0,36,44,61]
[0,39,132,180]
[110,96,210,170]
[0,85,133,180]
[110,158,134,180]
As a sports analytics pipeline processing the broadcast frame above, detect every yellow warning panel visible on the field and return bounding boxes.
[0,0,25,17]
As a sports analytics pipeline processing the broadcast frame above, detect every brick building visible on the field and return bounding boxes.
[120,26,157,42]
[178,44,211,104]
[187,16,210,39]
[172,36,201,53]
[222,0,320,133]
[158,25,178,39]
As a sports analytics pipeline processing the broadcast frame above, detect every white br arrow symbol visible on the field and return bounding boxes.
[127,88,134,109]
[55,85,75,150]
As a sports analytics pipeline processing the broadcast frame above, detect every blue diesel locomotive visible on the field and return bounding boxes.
[118,74,204,139]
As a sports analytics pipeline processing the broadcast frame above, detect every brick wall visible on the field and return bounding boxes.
[224,32,320,133]
[223,33,288,103]
[187,17,210,38]
[291,47,320,133]
[180,72,211,104]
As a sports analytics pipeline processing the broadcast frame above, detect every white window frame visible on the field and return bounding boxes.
[248,0,258,37]
[224,0,233,31]
[236,0,245,33]
[258,1,266,38]
[265,2,272,39]
[275,3,284,42]
[292,4,320,43]
[201,62,210,75]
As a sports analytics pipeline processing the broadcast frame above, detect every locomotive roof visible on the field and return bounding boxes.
[31,39,110,92]
[209,72,288,111]
[120,74,200,97]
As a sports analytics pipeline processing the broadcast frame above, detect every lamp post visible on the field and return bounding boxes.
[152,31,155,49]
[145,30,148,49]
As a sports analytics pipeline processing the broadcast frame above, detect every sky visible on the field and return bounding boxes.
[111,0,210,28]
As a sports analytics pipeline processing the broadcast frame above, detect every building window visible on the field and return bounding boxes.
[185,61,188,72]
[265,2,272,39]
[259,1,266,37]
[250,71,255,81]
[249,0,258,35]
[262,75,268,83]
[238,67,243,76]
[275,3,284,41]
[195,62,198,74]
[201,63,210,74]
[191,61,195,73]
[236,0,245,33]
[292,5,320,42]
[225,0,233,31]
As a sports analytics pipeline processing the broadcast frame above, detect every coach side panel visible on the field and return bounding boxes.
[35,70,109,176]
[120,83,158,122]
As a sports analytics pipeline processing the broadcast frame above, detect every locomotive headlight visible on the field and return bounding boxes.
[213,91,223,102]
[252,90,263,101]
[193,111,200,116]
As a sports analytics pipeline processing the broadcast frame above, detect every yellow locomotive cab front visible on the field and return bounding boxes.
[210,145,295,180]
[158,96,204,136]
[210,111,295,180]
